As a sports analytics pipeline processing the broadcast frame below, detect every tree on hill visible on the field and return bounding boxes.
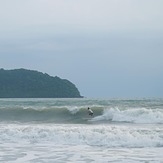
[0,68,82,98]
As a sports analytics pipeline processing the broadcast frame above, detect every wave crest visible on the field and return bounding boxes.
[92,107,163,124]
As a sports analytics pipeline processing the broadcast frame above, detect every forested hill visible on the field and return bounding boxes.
[0,68,82,98]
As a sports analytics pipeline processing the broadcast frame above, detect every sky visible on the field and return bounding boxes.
[0,0,163,98]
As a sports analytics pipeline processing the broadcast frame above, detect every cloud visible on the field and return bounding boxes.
[0,0,163,97]
[0,0,163,33]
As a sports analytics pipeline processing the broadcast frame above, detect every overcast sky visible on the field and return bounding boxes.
[0,0,163,98]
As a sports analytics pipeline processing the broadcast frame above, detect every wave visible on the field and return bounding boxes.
[91,107,163,124]
[0,106,103,123]
[0,124,163,148]
[0,106,163,124]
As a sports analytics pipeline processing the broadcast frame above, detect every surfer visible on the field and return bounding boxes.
[88,107,93,116]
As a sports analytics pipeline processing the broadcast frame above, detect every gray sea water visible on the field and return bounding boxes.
[0,98,163,162]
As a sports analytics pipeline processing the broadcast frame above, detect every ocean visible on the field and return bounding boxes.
[0,98,163,163]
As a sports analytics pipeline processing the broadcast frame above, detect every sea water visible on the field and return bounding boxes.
[0,98,163,163]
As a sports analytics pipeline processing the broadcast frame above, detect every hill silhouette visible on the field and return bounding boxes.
[0,68,82,98]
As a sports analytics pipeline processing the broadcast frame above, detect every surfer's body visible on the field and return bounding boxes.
[88,107,93,116]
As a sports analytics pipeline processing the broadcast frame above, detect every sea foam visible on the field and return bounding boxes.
[91,107,163,124]
[0,124,163,148]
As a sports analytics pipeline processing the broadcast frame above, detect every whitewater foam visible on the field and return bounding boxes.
[92,107,163,124]
[0,124,163,148]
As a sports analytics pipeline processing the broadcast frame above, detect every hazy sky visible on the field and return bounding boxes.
[0,0,163,98]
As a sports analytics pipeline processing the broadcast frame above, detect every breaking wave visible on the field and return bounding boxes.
[0,105,163,124]
[91,107,163,124]
[0,124,163,148]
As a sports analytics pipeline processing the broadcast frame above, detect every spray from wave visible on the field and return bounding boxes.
[91,107,163,124]
[0,124,163,148]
